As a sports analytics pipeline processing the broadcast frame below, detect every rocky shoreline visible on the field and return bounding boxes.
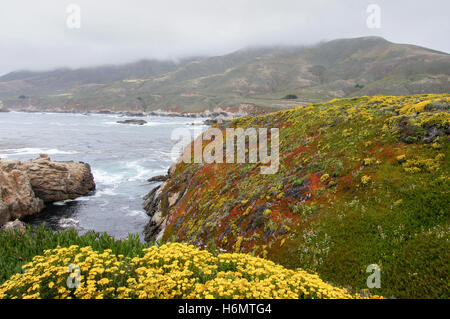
[3,104,262,125]
[142,163,181,242]
[0,154,95,227]
[6,108,245,119]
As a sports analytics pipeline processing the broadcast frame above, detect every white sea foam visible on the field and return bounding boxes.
[53,200,70,206]
[103,121,120,126]
[94,187,118,197]
[0,112,204,238]
[125,160,153,182]
[58,218,82,230]
[142,121,183,127]
[49,122,81,127]
[125,210,147,218]
[0,147,78,158]
[92,168,125,185]
[73,196,91,201]
[156,150,174,160]
[93,162,154,186]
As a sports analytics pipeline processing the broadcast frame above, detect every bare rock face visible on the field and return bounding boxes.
[143,184,167,242]
[0,154,95,226]
[143,163,185,242]
[1,219,26,233]
[21,154,96,202]
[0,161,44,225]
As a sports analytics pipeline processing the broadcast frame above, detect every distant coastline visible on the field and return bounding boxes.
[5,108,217,118]
[2,107,261,125]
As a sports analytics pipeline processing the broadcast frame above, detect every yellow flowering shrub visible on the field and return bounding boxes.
[402,158,440,173]
[363,158,376,166]
[320,173,330,183]
[398,100,431,115]
[419,112,450,129]
[396,154,406,163]
[361,175,372,185]
[0,243,380,299]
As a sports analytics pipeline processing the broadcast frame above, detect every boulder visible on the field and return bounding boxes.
[147,175,168,183]
[117,119,147,125]
[1,219,26,233]
[0,155,95,226]
[20,154,96,202]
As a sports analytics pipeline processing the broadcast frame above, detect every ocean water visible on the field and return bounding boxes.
[0,111,207,240]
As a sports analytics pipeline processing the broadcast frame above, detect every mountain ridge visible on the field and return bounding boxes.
[0,36,449,112]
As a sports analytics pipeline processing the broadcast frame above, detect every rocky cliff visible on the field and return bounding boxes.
[0,154,95,225]
[143,164,181,242]
[0,160,44,225]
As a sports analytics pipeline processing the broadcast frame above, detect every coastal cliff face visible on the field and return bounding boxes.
[0,155,95,225]
[143,164,181,242]
[142,94,450,298]
[0,161,44,225]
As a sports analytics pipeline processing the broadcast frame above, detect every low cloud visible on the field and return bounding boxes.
[0,0,448,75]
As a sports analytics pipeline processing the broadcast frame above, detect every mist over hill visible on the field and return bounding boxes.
[1,36,449,112]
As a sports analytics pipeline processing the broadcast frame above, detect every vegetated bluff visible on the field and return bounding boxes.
[143,94,450,298]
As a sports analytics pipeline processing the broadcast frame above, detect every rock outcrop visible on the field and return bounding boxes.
[0,219,26,233]
[143,163,185,242]
[0,161,44,225]
[203,114,234,125]
[20,154,95,202]
[147,175,168,183]
[117,119,147,125]
[0,155,95,226]
[142,184,166,241]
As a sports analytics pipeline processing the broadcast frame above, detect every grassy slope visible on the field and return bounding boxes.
[0,225,147,285]
[157,94,450,298]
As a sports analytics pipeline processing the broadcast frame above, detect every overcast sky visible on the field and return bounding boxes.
[0,0,448,76]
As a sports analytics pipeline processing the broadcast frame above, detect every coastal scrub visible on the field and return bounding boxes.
[144,94,450,298]
[0,243,380,299]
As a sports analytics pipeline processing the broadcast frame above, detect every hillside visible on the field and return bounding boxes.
[0,59,184,98]
[1,37,449,112]
[143,94,450,298]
